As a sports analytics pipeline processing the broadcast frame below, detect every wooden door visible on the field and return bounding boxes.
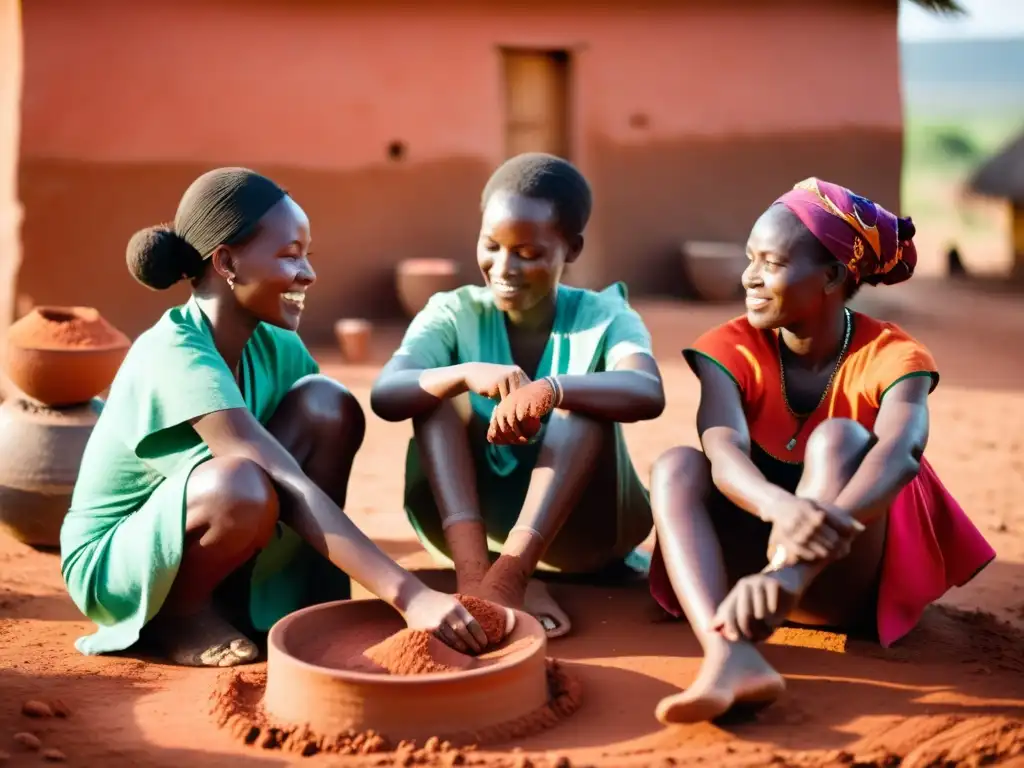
[502,50,570,160]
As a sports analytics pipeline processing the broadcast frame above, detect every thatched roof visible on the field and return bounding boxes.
[909,0,964,12]
[969,131,1024,204]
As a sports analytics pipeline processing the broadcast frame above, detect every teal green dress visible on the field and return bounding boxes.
[60,297,350,656]
[396,282,654,574]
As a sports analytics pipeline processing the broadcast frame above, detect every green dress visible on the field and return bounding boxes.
[60,296,350,656]
[397,281,654,574]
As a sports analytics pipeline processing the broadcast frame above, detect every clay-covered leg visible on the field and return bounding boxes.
[649,446,784,725]
[411,395,492,593]
[485,410,612,639]
[149,456,279,667]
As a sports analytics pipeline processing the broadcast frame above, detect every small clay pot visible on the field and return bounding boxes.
[5,306,131,407]
[395,258,461,318]
[0,397,101,549]
[265,598,547,743]
[333,319,372,364]
[681,241,746,303]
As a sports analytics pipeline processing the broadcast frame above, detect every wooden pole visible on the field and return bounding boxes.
[0,0,23,393]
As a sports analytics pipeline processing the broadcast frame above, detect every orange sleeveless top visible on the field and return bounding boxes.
[684,312,938,464]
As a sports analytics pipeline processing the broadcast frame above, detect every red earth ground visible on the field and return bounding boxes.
[2,278,1024,767]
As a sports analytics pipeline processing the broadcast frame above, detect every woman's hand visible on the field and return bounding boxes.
[487,378,556,445]
[759,494,863,564]
[461,363,531,400]
[399,586,489,654]
[712,572,801,643]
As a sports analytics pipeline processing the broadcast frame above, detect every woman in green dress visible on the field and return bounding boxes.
[60,168,489,667]
[370,153,666,638]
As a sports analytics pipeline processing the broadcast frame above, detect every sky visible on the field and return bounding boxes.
[899,0,1024,41]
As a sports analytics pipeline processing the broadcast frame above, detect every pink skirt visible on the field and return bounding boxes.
[648,456,996,647]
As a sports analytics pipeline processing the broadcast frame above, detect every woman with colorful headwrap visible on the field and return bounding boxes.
[646,178,995,724]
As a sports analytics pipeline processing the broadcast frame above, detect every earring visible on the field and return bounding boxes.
[226,275,236,290]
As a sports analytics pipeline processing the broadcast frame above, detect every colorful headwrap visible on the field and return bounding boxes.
[773,178,918,287]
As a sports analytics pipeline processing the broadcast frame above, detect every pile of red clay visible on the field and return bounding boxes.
[7,306,127,350]
[209,658,582,759]
[346,594,509,676]
[347,629,477,675]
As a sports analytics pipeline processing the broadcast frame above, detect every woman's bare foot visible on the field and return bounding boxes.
[655,639,785,724]
[524,580,571,639]
[149,606,259,667]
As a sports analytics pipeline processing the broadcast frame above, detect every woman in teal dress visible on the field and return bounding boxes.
[60,168,489,667]
[371,153,666,638]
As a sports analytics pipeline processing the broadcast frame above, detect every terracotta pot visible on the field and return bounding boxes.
[333,319,372,364]
[5,306,131,407]
[681,241,747,303]
[265,598,547,744]
[0,397,101,549]
[395,258,461,318]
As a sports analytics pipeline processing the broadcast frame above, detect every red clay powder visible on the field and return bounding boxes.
[7,307,127,350]
[347,629,477,676]
[346,596,509,675]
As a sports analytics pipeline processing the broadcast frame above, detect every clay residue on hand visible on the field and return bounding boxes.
[209,659,583,758]
[455,594,508,647]
[346,628,477,675]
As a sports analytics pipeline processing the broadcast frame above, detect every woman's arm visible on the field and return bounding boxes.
[370,357,470,422]
[830,375,930,525]
[557,354,667,423]
[761,375,930,597]
[694,357,790,518]
[372,357,535,423]
[553,353,666,422]
[192,407,424,607]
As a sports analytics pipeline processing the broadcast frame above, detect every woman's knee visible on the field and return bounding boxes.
[187,457,279,546]
[547,410,608,450]
[805,419,874,468]
[650,447,712,519]
[651,446,711,495]
[291,375,366,450]
[413,394,473,432]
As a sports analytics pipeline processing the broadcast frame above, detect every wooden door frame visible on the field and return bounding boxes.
[497,46,575,162]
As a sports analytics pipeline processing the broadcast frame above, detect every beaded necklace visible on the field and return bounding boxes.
[779,307,852,452]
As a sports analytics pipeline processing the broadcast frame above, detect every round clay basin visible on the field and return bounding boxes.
[6,307,131,407]
[395,258,462,318]
[681,240,746,303]
[265,598,547,743]
[5,345,129,406]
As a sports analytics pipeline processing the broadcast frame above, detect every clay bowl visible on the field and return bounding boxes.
[681,240,746,303]
[265,598,547,743]
[6,306,131,407]
[395,258,462,318]
[333,319,372,364]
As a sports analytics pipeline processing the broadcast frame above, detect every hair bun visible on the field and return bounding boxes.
[897,216,916,242]
[126,225,203,290]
